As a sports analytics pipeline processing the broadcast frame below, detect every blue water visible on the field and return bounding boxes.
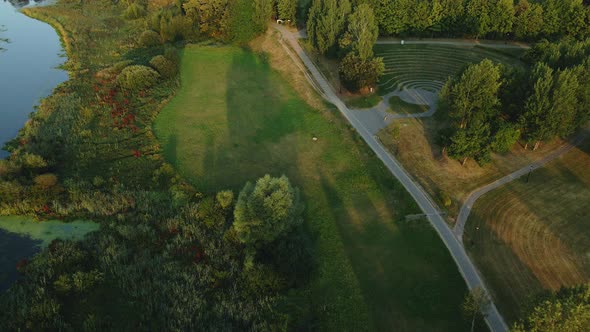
[0,0,66,291]
[0,0,67,158]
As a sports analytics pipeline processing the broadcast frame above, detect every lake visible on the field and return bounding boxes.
[0,0,84,292]
[0,0,67,158]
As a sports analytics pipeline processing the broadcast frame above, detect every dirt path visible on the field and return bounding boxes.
[275,24,509,332]
[454,133,589,240]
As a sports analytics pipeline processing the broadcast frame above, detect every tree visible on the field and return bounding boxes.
[339,4,379,60]
[277,0,297,24]
[448,121,492,165]
[513,284,590,332]
[521,62,554,149]
[254,0,274,31]
[573,57,590,129]
[339,53,384,91]
[233,175,303,247]
[514,0,544,40]
[462,287,491,332]
[307,0,351,55]
[444,59,502,128]
[550,68,579,138]
[466,0,492,38]
[490,0,515,37]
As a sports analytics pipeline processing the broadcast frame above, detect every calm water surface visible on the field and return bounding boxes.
[0,0,67,158]
[0,0,69,291]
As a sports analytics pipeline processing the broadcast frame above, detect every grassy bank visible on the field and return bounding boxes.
[464,139,590,322]
[154,42,473,331]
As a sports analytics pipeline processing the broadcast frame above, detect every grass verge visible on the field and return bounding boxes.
[153,39,474,331]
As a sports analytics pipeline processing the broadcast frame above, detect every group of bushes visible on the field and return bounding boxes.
[438,38,590,165]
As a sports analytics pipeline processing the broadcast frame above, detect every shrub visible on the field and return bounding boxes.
[124,3,147,20]
[234,175,303,247]
[139,30,161,48]
[34,173,58,188]
[149,55,177,78]
[216,190,234,209]
[18,153,48,170]
[116,65,160,90]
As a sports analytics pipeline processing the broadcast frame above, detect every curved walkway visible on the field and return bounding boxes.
[349,88,438,134]
[274,24,508,332]
[376,38,530,50]
[454,133,589,240]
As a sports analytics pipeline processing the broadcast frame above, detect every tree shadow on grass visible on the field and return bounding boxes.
[164,133,177,165]
[318,173,472,332]
[200,47,301,192]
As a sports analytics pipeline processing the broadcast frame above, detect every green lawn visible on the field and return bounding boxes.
[154,45,474,331]
[388,95,429,114]
[375,44,526,94]
[464,139,590,323]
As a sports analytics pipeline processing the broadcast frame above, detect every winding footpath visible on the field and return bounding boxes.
[454,132,589,240]
[274,24,509,332]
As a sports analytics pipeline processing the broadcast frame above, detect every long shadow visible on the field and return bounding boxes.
[199,47,300,192]
[164,133,177,165]
[319,173,472,331]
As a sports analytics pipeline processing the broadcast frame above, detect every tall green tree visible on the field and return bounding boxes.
[307,0,352,55]
[520,62,555,149]
[550,67,579,138]
[277,0,297,24]
[466,0,492,37]
[462,287,491,332]
[513,284,590,332]
[443,59,502,128]
[339,3,379,60]
[489,0,515,37]
[254,0,274,32]
[513,0,544,40]
[233,175,303,247]
[573,57,590,129]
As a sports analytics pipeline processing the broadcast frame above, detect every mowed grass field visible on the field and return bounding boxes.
[154,44,474,331]
[464,139,590,322]
[375,44,525,94]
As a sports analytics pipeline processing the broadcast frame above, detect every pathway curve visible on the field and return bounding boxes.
[454,133,589,240]
[274,24,509,332]
[376,38,530,49]
[349,88,438,134]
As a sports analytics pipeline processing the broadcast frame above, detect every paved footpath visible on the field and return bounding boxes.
[274,24,509,332]
[454,133,589,240]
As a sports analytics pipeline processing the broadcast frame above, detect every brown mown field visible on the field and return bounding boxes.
[464,139,590,322]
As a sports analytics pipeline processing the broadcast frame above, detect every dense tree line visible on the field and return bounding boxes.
[306,0,384,92]
[302,0,590,41]
[439,38,590,165]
